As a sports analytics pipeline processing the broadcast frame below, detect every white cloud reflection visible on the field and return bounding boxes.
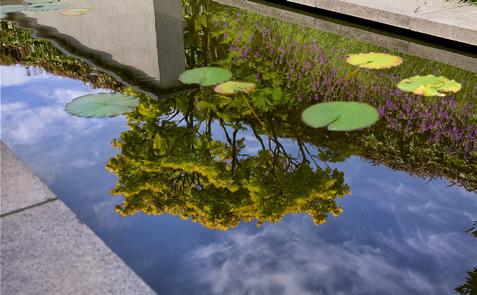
[0,65,51,87]
[187,219,474,295]
[186,168,477,295]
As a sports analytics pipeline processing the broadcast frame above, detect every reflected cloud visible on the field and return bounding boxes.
[1,66,109,145]
[188,218,473,295]
[0,65,51,87]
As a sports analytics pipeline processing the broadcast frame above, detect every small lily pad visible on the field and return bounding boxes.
[61,8,89,16]
[26,2,68,11]
[179,67,232,86]
[0,4,27,17]
[65,93,139,118]
[302,101,379,131]
[214,81,256,95]
[397,75,461,97]
[346,52,403,69]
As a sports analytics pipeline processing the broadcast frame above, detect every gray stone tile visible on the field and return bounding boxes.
[285,0,476,45]
[411,6,477,46]
[1,200,156,295]
[1,142,56,215]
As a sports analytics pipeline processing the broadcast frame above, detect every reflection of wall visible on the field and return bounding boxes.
[24,0,185,88]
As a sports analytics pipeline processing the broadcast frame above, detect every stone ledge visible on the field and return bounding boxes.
[286,0,477,46]
[0,141,156,295]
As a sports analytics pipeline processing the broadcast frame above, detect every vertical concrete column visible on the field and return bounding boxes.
[153,0,186,89]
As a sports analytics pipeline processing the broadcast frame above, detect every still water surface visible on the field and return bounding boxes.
[1,0,476,294]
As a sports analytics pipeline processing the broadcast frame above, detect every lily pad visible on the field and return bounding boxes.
[26,2,68,11]
[65,93,139,118]
[179,67,232,86]
[302,101,379,131]
[61,8,89,16]
[397,75,461,97]
[0,4,27,17]
[346,52,403,69]
[214,81,256,95]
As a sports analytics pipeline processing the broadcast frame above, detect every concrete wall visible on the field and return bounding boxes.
[24,0,185,88]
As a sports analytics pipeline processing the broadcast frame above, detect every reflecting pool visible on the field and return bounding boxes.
[1,0,476,293]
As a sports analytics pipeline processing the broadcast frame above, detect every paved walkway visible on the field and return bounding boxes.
[286,0,477,46]
[0,141,155,295]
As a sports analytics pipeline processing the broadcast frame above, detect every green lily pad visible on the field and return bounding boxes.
[26,1,68,11]
[0,4,27,17]
[397,75,461,97]
[346,52,403,69]
[214,81,256,95]
[65,93,139,118]
[179,67,232,86]
[302,101,379,131]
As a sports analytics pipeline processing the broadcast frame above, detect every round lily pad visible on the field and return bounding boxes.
[346,52,403,69]
[61,8,89,16]
[179,67,232,86]
[65,93,139,118]
[25,0,68,11]
[214,81,256,95]
[397,75,461,97]
[26,2,68,11]
[302,101,379,131]
[0,4,27,16]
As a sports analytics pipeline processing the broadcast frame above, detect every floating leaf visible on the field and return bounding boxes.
[214,81,256,95]
[179,67,232,86]
[397,75,461,97]
[26,2,68,11]
[346,52,403,69]
[61,8,88,16]
[65,93,139,118]
[0,4,27,17]
[302,101,379,131]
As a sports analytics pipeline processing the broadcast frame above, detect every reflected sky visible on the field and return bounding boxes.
[1,65,477,294]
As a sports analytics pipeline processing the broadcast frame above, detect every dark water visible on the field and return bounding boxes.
[1,0,476,294]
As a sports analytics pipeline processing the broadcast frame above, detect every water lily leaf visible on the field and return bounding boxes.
[346,52,403,69]
[179,67,232,86]
[302,101,379,131]
[26,0,67,11]
[65,93,139,118]
[397,75,461,97]
[61,8,89,16]
[214,81,256,95]
[0,4,27,17]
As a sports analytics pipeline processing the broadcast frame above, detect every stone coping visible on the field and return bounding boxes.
[285,0,477,46]
[0,141,156,295]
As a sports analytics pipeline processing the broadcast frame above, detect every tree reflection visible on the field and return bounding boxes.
[106,90,349,230]
[455,221,477,294]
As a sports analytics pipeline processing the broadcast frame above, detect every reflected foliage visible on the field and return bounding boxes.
[455,221,477,294]
[107,91,349,230]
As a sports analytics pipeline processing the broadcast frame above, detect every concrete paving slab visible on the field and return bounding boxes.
[0,141,156,294]
[1,200,156,295]
[1,142,56,216]
[285,0,477,45]
[411,6,477,46]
